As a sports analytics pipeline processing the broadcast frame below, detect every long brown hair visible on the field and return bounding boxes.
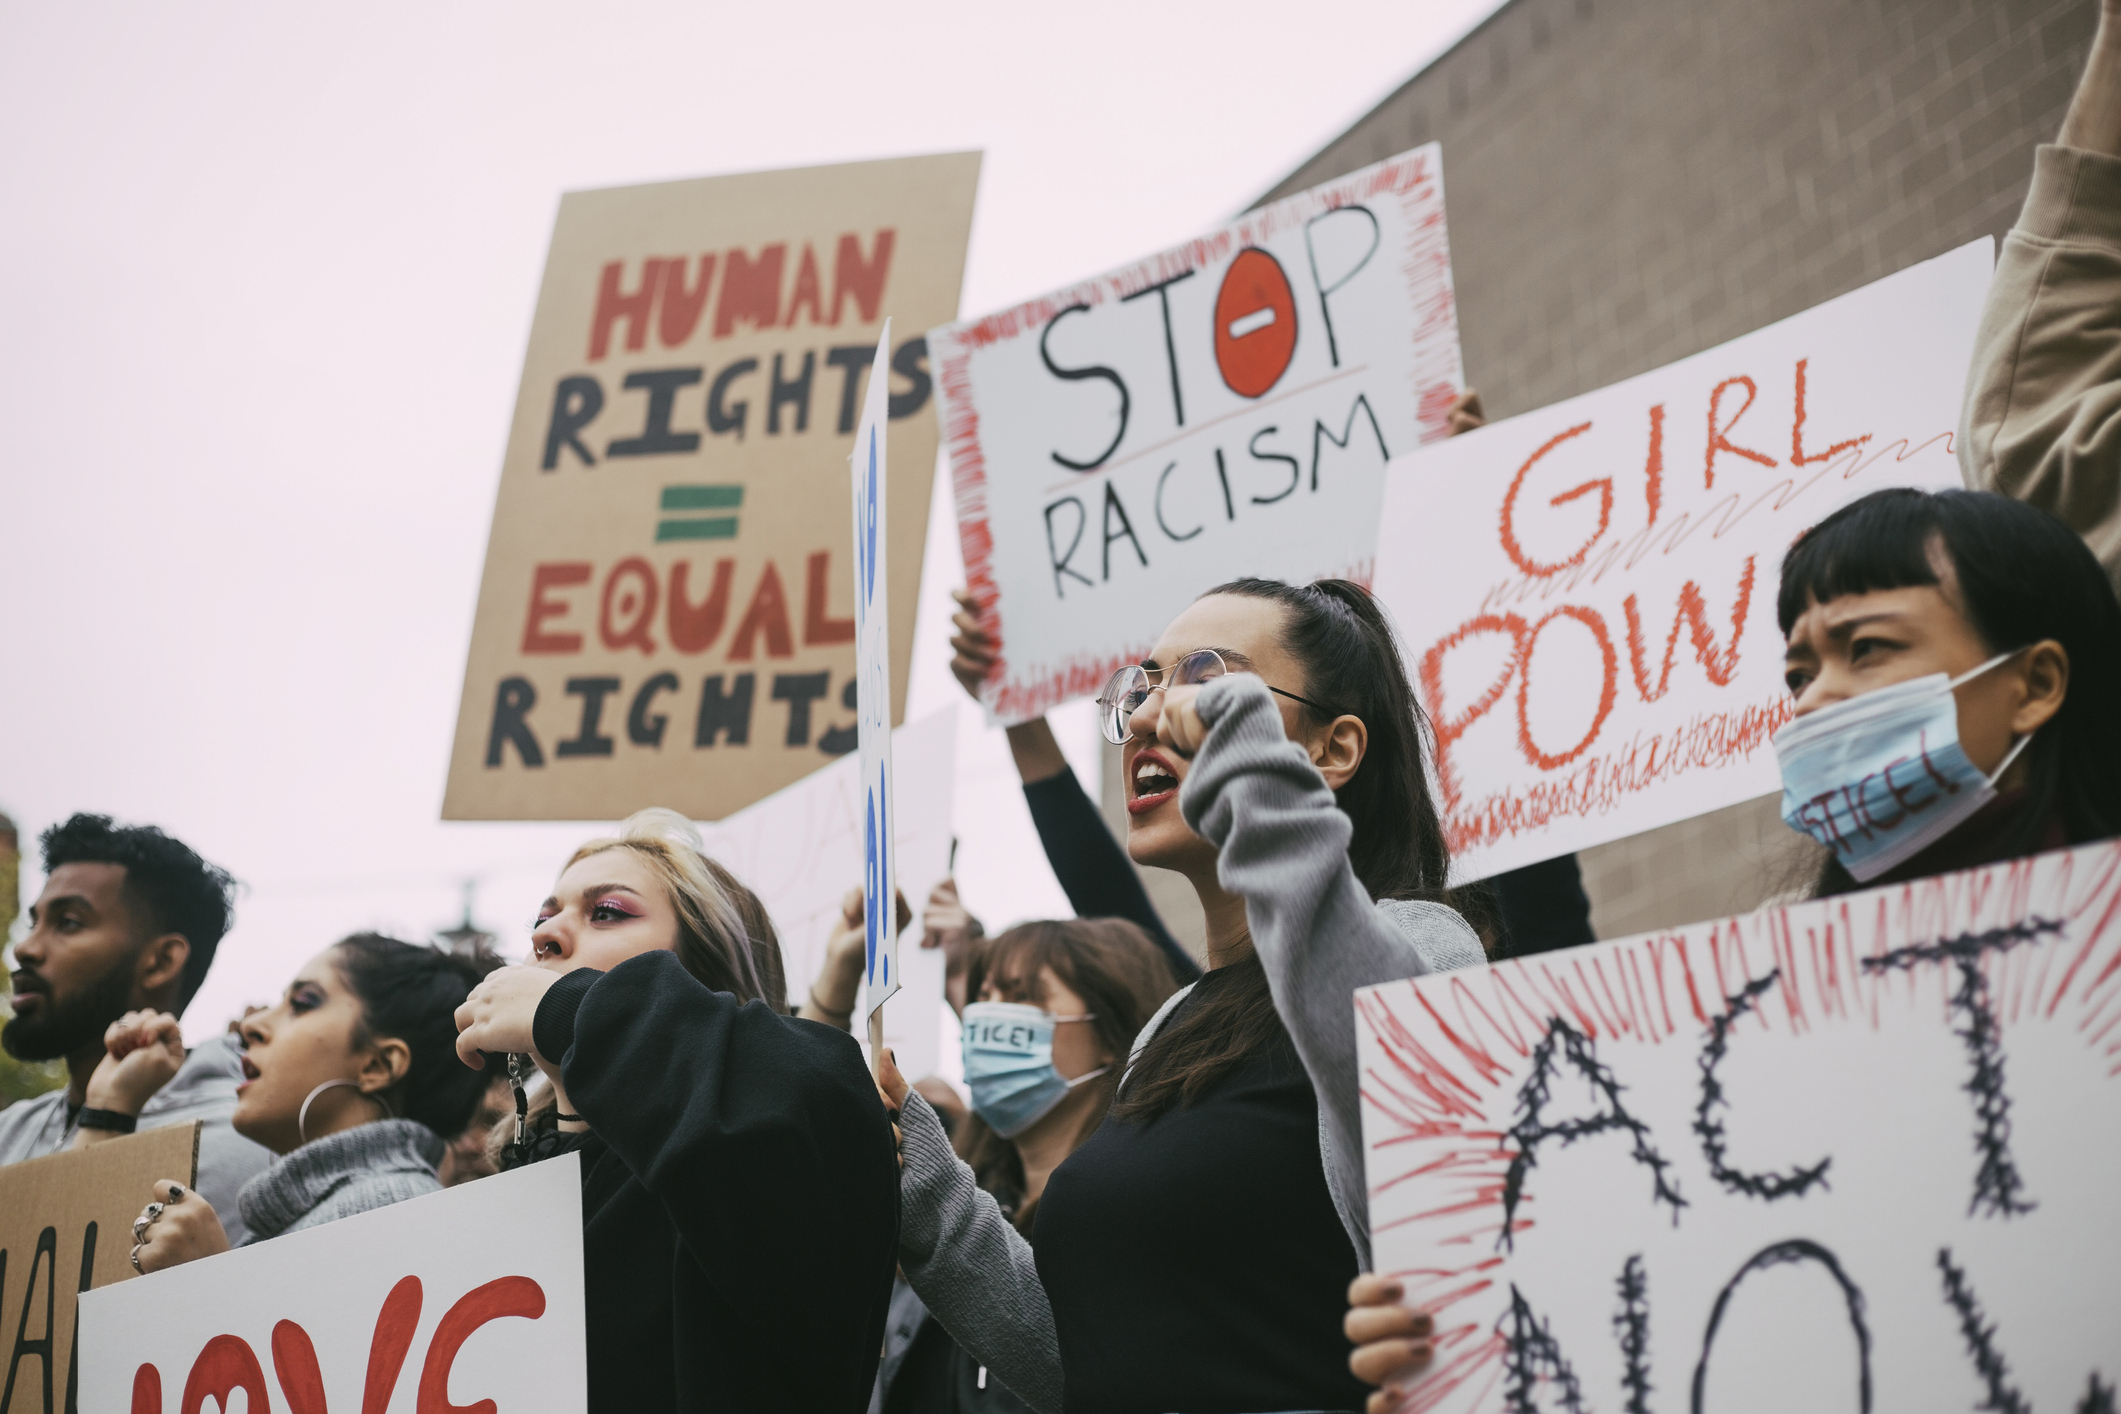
[1113,578,1487,1123]
[955,919,1179,1232]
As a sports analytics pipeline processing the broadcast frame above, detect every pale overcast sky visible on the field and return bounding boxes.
[0,0,1504,1038]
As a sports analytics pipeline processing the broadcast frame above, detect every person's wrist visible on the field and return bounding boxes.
[86,1075,149,1115]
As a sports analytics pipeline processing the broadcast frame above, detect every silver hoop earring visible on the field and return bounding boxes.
[297,1079,389,1144]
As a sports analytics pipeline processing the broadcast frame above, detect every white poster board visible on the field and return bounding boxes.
[853,323,900,1017]
[80,1154,586,1414]
[1375,240,1990,882]
[935,145,1461,724]
[1356,841,2121,1413]
[698,707,956,1080]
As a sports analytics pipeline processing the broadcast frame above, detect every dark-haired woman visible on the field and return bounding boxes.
[453,807,897,1414]
[885,578,1487,1414]
[1771,486,2121,891]
[113,934,501,1271]
[875,918,1179,1413]
[1346,487,2121,1412]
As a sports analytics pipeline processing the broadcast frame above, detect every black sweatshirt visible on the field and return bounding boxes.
[1022,766,1202,984]
[527,950,900,1413]
[1032,966,1369,1413]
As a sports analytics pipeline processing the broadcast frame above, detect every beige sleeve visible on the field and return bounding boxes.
[1960,144,2121,600]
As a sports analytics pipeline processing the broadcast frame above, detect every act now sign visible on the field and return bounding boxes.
[445,153,979,821]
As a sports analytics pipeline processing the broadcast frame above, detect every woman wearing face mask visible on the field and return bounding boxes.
[881,578,1489,1414]
[1770,486,2121,891]
[871,919,1178,1413]
[1343,487,2121,1412]
[453,808,898,1414]
[111,935,502,1273]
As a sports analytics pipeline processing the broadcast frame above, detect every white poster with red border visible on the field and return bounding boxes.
[933,145,1461,724]
[1373,240,1990,883]
[1355,841,2121,1413]
[79,1154,586,1414]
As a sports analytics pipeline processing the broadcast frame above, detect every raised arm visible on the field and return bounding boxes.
[889,1083,1064,1414]
[534,951,899,1412]
[1960,2,2121,595]
[1175,674,1484,1265]
[950,587,1196,981]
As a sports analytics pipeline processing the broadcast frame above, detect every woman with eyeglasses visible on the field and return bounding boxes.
[883,577,1489,1414]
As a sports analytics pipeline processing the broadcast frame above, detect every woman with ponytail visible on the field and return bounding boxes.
[884,579,1487,1414]
[118,934,503,1271]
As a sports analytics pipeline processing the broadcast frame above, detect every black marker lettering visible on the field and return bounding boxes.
[772,671,831,746]
[485,677,544,767]
[1247,425,1300,505]
[1041,304,1129,471]
[1862,917,2062,1218]
[556,677,622,757]
[1120,270,1197,427]
[627,673,680,748]
[1043,497,1093,598]
[1500,1017,1684,1253]
[1695,969,1832,1200]
[826,345,873,434]
[1102,481,1148,581]
[708,359,758,440]
[1154,461,1201,542]
[1312,392,1391,491]
[1692,1240,1871,1414]
[1304,204,1381,368]
[543,376,604,469]
[1214,448,1236,521]
[606,368,703,457]
[694,673,756,747]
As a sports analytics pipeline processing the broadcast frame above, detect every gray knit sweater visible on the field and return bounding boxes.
[237,1118,445,1243]
[897,673,1487,1414]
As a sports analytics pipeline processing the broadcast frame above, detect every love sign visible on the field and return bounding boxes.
[1373,240,1990,882]
[78,1154,585,1414]
[1356,841,2121,1412]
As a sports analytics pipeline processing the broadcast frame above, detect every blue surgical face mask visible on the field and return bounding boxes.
[1772,649,2034,882]
[959,1001,1110,1139]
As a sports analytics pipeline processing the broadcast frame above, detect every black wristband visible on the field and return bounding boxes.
[77,1107,139,1134]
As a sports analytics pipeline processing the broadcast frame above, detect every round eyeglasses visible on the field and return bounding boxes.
[1093,648,1338,745]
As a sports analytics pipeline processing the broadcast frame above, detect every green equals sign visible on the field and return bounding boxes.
[657,484,742,542]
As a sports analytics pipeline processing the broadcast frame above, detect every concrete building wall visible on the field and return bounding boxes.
[1246,0,2096,939]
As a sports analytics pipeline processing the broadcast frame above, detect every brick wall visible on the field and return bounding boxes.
[1256,0,2095,938]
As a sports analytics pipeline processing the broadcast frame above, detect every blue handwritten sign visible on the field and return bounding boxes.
[852,323,899,1013]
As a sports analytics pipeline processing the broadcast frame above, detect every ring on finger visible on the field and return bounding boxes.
[133,1202,164,1245]
[130,1244,147,1276]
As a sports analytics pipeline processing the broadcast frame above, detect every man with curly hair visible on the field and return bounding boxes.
[0,813,269,1240]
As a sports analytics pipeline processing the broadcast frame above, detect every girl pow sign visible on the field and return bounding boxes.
[1376,241,1992,882]
[934,145,1462,724]
[1355,841,2121,1413]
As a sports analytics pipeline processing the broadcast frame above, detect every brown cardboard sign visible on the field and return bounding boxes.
[444,152,981,821]
[0,1122,198,1413]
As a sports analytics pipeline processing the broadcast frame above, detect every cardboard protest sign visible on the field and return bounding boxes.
[0,1123,197,1414]
[697,707,956,1081]
[80,1152,586,1414]
[853,325,900,1018]
[935,145,1461,724]
[1356,840,2121,1413]
[445,152,980,820]
[1375,240,1990,882]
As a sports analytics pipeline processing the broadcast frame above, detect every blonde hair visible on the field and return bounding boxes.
[497,808,787,1163]
[564,808,787,1011]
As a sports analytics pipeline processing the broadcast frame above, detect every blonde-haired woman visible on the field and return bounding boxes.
[454,808,897,1413]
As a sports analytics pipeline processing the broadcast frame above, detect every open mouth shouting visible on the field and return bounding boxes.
[1128,748,1182,816]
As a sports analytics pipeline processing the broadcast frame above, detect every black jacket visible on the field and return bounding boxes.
[525,950,899,1412]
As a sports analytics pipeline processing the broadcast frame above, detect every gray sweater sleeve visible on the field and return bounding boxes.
[895,1088,1064,1414]
[1179,673,1486,1268]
